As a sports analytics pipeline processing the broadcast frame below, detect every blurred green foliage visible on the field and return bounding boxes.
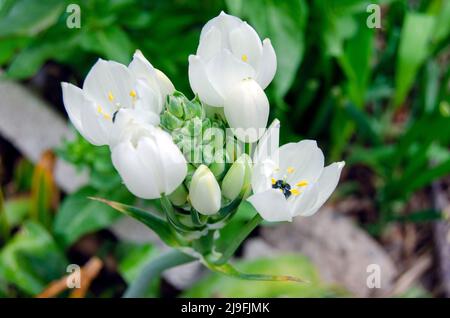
[0,0,450,297]
[183,254,348,297]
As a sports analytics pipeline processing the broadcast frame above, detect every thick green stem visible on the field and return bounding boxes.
[214,214,262,265]
[123,249,195,298]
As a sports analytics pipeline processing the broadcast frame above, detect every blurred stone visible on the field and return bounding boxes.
[244,208,398,297]
[0,78,87,192]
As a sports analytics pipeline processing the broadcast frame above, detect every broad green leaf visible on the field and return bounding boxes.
[338,24,374,107]
[0,0,65,37]
[430,0,450,46]
[53,186,132,248]
[80,26,134,64]
[89,197,182,247]
[4,197,31,228]
[0,221,67,295]
[226,0,308,97]
[7,26,80,79]
[394,13,435,107]
[184,255,348,297]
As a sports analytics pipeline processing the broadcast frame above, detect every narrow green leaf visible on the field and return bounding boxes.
[204,260,306,283]
[89,197,182,247]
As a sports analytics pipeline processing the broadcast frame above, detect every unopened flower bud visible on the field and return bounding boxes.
[189,165,221,215]
[221,154,250,201]
[167,92,185,118]
[161,111,183,130]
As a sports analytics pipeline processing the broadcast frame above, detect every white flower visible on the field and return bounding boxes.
[61,50,174,146]
[111,114,187,200]
[248,124,345,222]
[188,11,276,142]
[189,165,221,215]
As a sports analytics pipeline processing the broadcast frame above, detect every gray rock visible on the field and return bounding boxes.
[0,78,87,192]
[244,208,398,297]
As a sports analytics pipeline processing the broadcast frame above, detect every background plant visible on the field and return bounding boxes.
[0,0,449,297]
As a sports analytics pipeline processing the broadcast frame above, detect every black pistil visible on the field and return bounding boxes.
[272,179,292,199]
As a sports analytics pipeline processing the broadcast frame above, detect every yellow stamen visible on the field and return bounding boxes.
[287,167,295,174]
[97,105,111,120]
[108,91,114,101]
[291,189,300,196]
[241,54,248,62]
[296,180,308,187]
[271,178,276,185]
[130,90,137,98]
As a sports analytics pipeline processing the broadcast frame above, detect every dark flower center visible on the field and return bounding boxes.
[272,179,292,199]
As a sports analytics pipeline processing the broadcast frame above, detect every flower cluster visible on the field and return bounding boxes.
[61,12,344,258]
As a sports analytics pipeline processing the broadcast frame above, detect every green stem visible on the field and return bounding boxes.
[123,249,195,298]
[214,214,262,265]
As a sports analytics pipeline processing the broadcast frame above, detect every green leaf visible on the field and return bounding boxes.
[53,186,132,248]
[3,197,31,228]
[80,26,134,64]
[89,197,182,247]
[227,0,308,97]
[394,13,435,107]
[338,24,374,107]
[184,255,348,297]
[0,0,65,37]
[204,260,305,283]
[0,221,67,295]
[7,26,80,79]
[116,242,161,297]
[117,243,159,284]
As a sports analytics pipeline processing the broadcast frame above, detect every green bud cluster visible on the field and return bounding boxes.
[163,92,252,209]
[161,91,204,131]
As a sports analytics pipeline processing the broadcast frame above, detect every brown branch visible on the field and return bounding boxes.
[36,257,103,298]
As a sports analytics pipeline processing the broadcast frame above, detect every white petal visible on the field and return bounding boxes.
[153,129,187,194]
[134,79,163,114]
[251,159,278,194]
[83,59,135,111]
[61,82,85,135]
[255,39,277,89]
[248,188,292,222]
[63,82,110,146]
[253,118,280,164]
[291,183,320,217]
[79,100,111,146]
[197,26,223,61]
[229,22,262,70]
[200,11,242,43]
[188,55,223,106]
[111,141,160,199]
[303,161,345,216]
[206,49,255,97]
[275,140,324,184]
[224,78,269,142]
[155,68,175,97]
[129,50,157,80]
